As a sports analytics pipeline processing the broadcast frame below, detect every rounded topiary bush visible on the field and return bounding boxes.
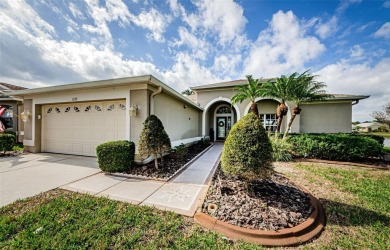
[221,113,273,180]
[0,133,15,153]
[96,140,135,173]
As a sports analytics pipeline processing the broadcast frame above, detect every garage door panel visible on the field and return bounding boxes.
[43,100,126,156]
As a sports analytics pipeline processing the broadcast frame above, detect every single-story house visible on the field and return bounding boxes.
[8,75,368,157]
[0,82,27,142]
[352,122,381,132]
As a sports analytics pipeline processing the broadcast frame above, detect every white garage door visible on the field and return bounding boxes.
[42,100,126,156]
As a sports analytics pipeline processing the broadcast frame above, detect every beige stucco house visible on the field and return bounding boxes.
[8,75,368,157]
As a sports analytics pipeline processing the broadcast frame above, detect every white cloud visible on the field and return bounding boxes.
[350,45,364,58]
[69,2,85,19]
[383,1,390,8]
[374,22,390,39]
[243,11,325,77]
[171,27,209,60]
[315,16,338,39]
[213,54,241,76]
[336,0,362,13]
[131,8,171,43]
[316,58,390,121]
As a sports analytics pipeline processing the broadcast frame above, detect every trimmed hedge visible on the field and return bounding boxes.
[96,140,135,173]
[288,134,382,161]
[0,134,15,152]
[221,113,273,180]
[351,133,384,147]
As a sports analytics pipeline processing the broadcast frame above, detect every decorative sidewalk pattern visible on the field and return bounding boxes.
[61,143,223,216]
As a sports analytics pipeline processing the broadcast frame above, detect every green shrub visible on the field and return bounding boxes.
[269,136,293,162]
[221,113,273,180]
[288,134,382,161]
[384,147,390,153]
[173,143,188,160]
[352,133,384,147]
[96,140,135,173]
[0,134,15,153]
[138,115,171,169]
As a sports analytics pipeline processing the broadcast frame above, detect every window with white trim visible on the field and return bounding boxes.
[260,113,277,132]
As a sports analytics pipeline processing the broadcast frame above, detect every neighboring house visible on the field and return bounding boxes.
[0,82,27,142]
[353,122,381,132]
[8,75,368,157]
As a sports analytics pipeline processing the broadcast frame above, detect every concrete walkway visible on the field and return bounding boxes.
[62,143,223,216]
[0,153,100,207]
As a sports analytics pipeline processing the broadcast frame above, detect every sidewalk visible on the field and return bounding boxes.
[61,143,223,216]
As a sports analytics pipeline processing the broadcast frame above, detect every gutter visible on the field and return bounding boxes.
[150,84,162,115]
[352,100,359,106]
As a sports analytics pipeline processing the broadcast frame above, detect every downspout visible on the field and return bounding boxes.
[352,100,359,106]
[150,85,162,115]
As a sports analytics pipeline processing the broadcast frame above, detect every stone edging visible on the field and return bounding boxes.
[108,143,214,182]
[194,185,326,247]
[296,158,389,170]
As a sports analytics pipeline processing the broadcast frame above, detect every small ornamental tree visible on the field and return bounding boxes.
[221,113,273,181]
[138,115,171,169]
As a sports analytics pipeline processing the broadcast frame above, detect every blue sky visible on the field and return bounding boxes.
[0,0,389,121]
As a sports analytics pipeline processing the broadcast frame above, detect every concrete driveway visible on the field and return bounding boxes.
[0,153,101,207]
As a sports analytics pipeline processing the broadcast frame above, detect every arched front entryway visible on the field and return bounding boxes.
[202,97,240,141]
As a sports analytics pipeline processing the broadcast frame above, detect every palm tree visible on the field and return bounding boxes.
[282,71,332,139]
[261,73,298,137]
[231,75,267,117]
[181,89,194,96]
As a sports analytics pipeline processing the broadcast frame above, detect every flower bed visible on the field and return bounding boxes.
[123,141,211,180]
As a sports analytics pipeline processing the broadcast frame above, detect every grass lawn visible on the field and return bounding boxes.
[1,163,389,249]
[12,143,24,151]
[359,131,390,138]
[384,146,390,153]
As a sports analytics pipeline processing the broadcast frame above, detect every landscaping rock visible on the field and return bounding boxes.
[202,164,312,230]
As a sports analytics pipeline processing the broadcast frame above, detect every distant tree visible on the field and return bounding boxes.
[181,89,194,95]
[371,103,390,132]
[231,75,267,117]
[138,115,171,169]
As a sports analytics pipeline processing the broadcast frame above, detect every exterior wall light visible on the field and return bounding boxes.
[129,105,139,117]
[21,110,31,123]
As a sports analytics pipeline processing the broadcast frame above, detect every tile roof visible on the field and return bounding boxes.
[0,82,27,99]
[191,79,369,101]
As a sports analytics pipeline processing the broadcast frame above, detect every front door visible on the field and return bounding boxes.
[216,117,227,140]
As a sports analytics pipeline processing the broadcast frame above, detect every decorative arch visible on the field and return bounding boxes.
[202,97,241,136]
[244,97,291,131]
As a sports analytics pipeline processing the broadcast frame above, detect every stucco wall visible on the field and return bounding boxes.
[300,102,352,133]
[130,89,149,144]
[154,92,201,141]
[195,89,249,116]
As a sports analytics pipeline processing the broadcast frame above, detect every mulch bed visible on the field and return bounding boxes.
[0,150,29,158]
[125,142,211,179]
[201,164,313,231]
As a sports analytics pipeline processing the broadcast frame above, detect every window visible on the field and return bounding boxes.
[47,108,53,114]
[95,105,102,111]
[55,107,61,113]
[260,114,277,132]
[119,104,126,110]
[85,105,91,112]
[74,106,80,112]
[0,105,13,129]
[64,107,71,113]
[107,104,115,111]
[216,106,231,114]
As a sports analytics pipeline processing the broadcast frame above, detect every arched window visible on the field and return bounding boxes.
[216,106,231,114]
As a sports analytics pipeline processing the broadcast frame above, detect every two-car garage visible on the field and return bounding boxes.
[42,100,126,156]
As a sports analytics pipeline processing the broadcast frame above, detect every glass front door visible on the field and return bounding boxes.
[216,117,227,140]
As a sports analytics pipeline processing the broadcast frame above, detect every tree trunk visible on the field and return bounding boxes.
[153,153,158,169]
[251,101,259,117]
[283,106,301,140]
[275,103,288,138]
